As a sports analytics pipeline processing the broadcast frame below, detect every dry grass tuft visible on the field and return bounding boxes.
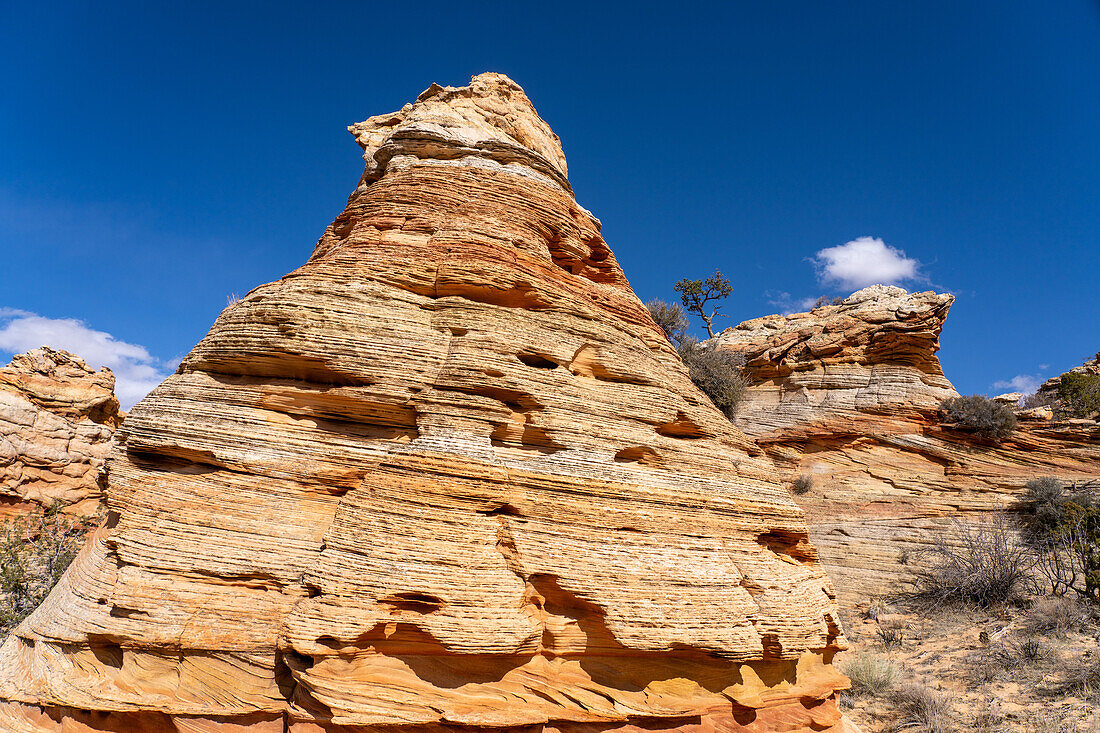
[892,682,953,732]
[1025,596,1090,637]
[843,653,898,697]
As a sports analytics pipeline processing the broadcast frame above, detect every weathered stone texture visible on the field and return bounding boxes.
[0,74,853,732]
[713,289,1100,602]
[0,347,121,517]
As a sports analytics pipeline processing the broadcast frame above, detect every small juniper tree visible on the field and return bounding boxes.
[674,271,732,338]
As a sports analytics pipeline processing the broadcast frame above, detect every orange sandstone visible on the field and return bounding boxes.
[0,75,854,732]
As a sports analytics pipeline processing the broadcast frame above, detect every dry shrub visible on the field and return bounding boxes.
[912,514,1035,607]
[791,474,813,495]
[972,637,1049,682]
[1025,711,1078,733]
[842,653,898,697]
[864,598,888,621]
[970,698,1005,733]
[645,299,688,345]
[1025,596,1089,636]
[877,621,906,648]
[938,394,1016,441]
[1060,651,1100,702]
[676,337,747,418]
[892,682,953,732]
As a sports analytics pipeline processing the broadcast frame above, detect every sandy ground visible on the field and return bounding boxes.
[836,598,1100,732]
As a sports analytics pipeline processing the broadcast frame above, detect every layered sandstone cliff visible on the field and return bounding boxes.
[712,288,1100,602]
[0,347,121,518]
[0,74,854,733]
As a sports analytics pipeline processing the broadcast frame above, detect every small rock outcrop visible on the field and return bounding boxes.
[0,347,121,517]
[713,289,1100,602]
[0,75,854,732]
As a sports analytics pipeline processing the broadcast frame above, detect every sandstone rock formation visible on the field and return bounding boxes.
[0,347,122,518]
[0,74,854,732]
[1035,350,1100,408]
[712,288,1100,602]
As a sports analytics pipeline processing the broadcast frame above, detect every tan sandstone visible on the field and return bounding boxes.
[0,74,855,732]
[0,347,122,518]
[712,287,1100,602]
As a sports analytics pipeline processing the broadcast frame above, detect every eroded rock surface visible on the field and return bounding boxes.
[713,289,1100,602]
[0,347,121,518]
[0,74,853,732]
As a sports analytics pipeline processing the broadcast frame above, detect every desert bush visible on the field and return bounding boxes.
[645,299,689,346]
[1058,372,1100,418]
[979,637,1048,674]
[791,474,813,495]
[1026,476,1071,540]
[1024,710,1078,733]
[912,514,1035,607]
[0,504,87,636]
[1025,596,1089,636]
[938,394,1016,441]
[842,653,898,696]
[877,621,906,648]
[1021,391,1057,409]
[864,598,888,621]
[676,337,747,418]
[970,698,1005,733]
[892,682,953,733]
[1059,652,1100,702]
[1026,479,1100,601]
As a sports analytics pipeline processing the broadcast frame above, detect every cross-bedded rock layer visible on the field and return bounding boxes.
[713,288,1100,601]
[0,347,121,518]
[0,74,854,732]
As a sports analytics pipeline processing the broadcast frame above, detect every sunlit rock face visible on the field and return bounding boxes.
[713,289,1100,603]
[0,73,854,733]
[0,347,121,518]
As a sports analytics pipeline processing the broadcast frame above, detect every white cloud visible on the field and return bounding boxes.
[991,374,1042,395]
[0,310,171,409]
[812,236,922,290]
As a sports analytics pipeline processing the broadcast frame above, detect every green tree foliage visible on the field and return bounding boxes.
[938,394,1017,441]
[1026,477,1100,602]
[0,504,88,636]
[1057,372,1100,418]
[674,271,732,338]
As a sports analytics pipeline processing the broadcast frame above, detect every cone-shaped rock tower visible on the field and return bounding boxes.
[0,74,853,732]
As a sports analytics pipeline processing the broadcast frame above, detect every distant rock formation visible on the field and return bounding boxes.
[0,74,855,733]
[717,285,957,434]
[713,288,1100,603]
[0,347,121,518]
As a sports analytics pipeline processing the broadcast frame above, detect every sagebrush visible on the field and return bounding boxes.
[843,653,897,696]
[676,337,747,418]
[938,394,1016,441]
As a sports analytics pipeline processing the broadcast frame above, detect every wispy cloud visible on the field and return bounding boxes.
[0,310,172,409]
[991,374,1042,395]
[765,291,820,316]
[812,236,922,290]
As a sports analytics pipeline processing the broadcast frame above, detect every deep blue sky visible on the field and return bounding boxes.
[3,1,1098,404]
